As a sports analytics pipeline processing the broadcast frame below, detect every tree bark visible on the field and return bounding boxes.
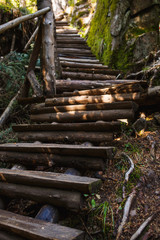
[0,8,50,34]
[38,0,56,97]
[27,70,43,96]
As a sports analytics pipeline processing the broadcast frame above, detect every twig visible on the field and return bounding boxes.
[147,135,156,160]
[116,188,137,240]
[122,153,135,199]
[130,210,160,240]
[80,217,94,240]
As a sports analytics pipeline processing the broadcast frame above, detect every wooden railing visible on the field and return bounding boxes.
[0,0,59,127]
[0,0,59,98]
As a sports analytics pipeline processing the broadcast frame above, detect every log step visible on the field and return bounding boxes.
[12,122,121,132]
[30,101,138,114]
[61,71,116,80]
[0,168,101,194]
[57,44,90,49]
[60,61,103,68]
[55,80,147,92]
[59,57,100,64]
[56,29,78,34]
[0,143,115,158]
[30,109,135,123]
[56,21,69,26]
[56,34,81,37]
[0,209,84,239]
[17,131,114,143]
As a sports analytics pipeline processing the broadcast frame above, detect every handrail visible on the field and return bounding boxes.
[0,7,50,34]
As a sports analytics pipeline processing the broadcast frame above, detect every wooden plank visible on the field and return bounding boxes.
[0,143,115,158]
[0,209,84,239]
[0,168,102,193]
[17,131,114,143]
[12,121,121,132]
[57,44,90,49]
[0,151,105,170]
[56,34,81,37]
[18,96,45,105]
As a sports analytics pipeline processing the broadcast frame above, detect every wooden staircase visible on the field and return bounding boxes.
[0,20,148,239]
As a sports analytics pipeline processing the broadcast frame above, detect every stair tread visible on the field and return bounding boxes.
[0,209,84,240]
[0,168,101,193]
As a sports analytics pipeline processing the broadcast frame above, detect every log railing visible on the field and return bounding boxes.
[0,0,59,127]
[0,0,58,99]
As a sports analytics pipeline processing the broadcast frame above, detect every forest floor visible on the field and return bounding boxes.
[1,112,159,240]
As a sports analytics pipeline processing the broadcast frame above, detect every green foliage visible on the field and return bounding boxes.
[0,125,18,143]
[87,0,118,65]
[0,52,29,108]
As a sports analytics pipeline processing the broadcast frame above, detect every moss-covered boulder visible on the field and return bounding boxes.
[87,0,160,71]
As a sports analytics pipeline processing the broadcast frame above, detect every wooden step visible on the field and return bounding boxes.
[57,34,81,37]
[58,54,97,60]
[17,131,114,143]
[57,44,90,49]
[0,150,106,170]
[13,122,121,132]
[0,143,115,158]
[0,209,84,239]
[45,92,142,106]
[59,57,100,64]
[57,39,86,44]
[56,21,69,26]
[30,101,138,114]
[18,96,45,105]
[61,71,116,80]
[57,48,92,54]
[30,109,135,123]
[60,61,105,68]
[0,168,101,193]
[56,82,147,97]
[62,67,119,75]
[56,29,78,34]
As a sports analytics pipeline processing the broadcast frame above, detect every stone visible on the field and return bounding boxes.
[130,209,137,217]
[131,0,160,16]
[133,32,158,61]
[117,197,123,204]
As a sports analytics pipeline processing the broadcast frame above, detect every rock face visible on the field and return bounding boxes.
[86,0,160,71]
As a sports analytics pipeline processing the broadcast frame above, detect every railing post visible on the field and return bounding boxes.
[37,0,56,97]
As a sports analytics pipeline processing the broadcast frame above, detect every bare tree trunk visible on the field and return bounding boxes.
[37,0,56,97]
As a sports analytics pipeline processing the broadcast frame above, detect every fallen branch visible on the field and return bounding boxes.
[0,92,19,128]
[116,188,137,240]
[121,153,135,199]
[130,210,160,240]
[23,25,39,52]
[147,135,156,160]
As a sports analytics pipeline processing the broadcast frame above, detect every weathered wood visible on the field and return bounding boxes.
[58,83,146,97]
[0,151,105,170]
[21,24,42,97]
[10,33,16,52]
[56,21,69,25]
[27,70,43,96]
[0,7,50,34]
[38,0,56,97]
[62,71,116,80]
[59,57,100,64]
[0,168,101,193]
[45,92,142,106]
[18,96,45,105]
[0,209,84,239]
[30,109,135,123]
[0,143,115,158]
[0,92,19,128]
[57,34,81,37]
[13,121,121,132]
[56,29,78,34]
[57,39,85,44]
[0,231,25,240]
[61,61,106,69]
[23,25,39,52]
[58,44,90,49]
[31,101,138,114]
[17,131,114,143]
[58,48,93,55]
[62,67,119,75]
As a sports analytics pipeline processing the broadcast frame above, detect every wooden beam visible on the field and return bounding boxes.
[0,209,84,239]
[38,0,56,97]
[27,70,43,97]
[0,168,101,194]
[0,8,50,34]
[0,143,115,158]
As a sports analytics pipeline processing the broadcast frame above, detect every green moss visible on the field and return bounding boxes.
[75,0,88,7]
[87,0,119,65]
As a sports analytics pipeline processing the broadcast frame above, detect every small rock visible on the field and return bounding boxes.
[130,209,137,217]
[81,142,93,147]
[33,141,41,144]
[147,169,155,181]
[155,190,160,195]
[117,197,123,204]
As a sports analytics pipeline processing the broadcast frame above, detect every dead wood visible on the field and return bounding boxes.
[121,153,135,199]
[27,70,43,97]
[23,25,39,52]
[0,7,50,34]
